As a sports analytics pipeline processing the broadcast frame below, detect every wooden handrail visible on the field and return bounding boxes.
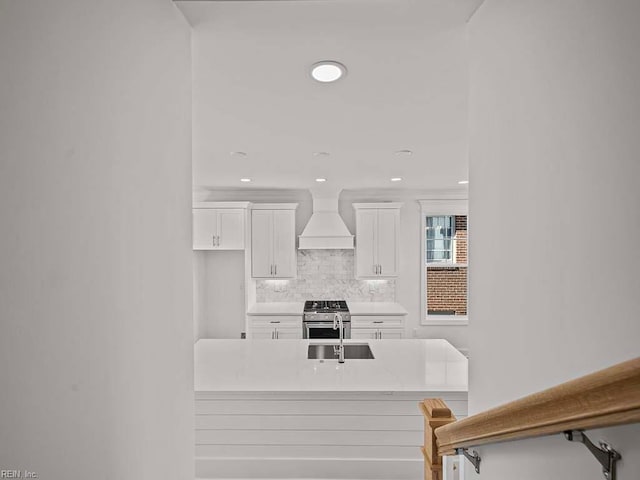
[434,356,640,456]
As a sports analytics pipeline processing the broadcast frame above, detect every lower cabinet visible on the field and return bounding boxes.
[248,316,302,340]
[351,316,405,339]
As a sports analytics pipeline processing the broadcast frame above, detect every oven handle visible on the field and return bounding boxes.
[304,322,342,328]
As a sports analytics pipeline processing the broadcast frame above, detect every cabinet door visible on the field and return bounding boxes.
[218,209,245,250]
[351,328,379,340]
[251,210,273,278]
[378,328,404,339]
[250,327,276,339]
[355,209,378,278]
[272,210,296,278]
[193,209,218,250]
[376,208,399,277]
[274,327,302,340]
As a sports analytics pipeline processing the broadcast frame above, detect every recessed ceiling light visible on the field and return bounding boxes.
[230,151,247,158]
[390,177,403,182]
[311,61,346,83]
[395,149,413,156]
[315,178,327,183]
[240,178,251,183]
[313,151,330,157]
[458,180,469,185]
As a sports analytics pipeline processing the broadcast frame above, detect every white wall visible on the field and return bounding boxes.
[194,251,206,341]
[468,1,640,478]
[0,1,193,479]
[200,251,246,339]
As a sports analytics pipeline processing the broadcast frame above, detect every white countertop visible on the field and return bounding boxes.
[195,339,467,392]
[247,302,408,316]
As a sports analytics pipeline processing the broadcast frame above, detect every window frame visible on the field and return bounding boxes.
[419,198,469,326]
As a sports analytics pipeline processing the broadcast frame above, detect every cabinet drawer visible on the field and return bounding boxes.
[249,326,301,340]
[249,316,301,328]
[351,316,404,328]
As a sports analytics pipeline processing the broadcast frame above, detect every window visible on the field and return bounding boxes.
[420,199,468,325]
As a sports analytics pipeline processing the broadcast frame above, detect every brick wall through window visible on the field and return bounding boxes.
[426,215,467,316]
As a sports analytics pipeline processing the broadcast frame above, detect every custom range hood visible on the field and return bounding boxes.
[298,196,354,249]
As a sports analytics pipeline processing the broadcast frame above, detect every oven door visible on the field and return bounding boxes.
[304,321,351,339]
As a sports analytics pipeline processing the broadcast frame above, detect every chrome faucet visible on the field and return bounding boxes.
[333,313,345,363]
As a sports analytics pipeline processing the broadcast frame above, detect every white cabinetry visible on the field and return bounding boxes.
[251,204,297,278]
[351,316,405,339]
[248,316,302,339]
[193,202,249,250]
[353,203,402,278]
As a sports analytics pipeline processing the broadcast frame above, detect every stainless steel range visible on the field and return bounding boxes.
[303,300,351,339]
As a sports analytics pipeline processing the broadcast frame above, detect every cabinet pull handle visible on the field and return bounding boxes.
[379,264,382,275]
[379,330,383,339]
[217,235,220,246]
[271,331,274,339]
[373,320,383,324]
[270,265,273,275]
[270,321,280,324]
[274,265,277,276]
[275,330,279,339]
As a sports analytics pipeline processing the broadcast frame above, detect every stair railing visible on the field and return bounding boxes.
[420,356,640,480]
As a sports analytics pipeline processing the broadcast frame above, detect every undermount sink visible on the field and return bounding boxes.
[308,343,375,360]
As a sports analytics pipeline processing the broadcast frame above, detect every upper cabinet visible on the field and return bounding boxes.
[192,202,250,250]
[251,204,298,279]
[353,203,403,278]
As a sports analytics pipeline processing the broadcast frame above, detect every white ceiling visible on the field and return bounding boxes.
[178,0,481,193]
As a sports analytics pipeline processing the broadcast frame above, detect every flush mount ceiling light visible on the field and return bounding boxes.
[390,177,403,182]
[458,180,469,185]
[311,61,346,83]
[230,151,247,159]
[315,178,327,183]
[394,149,413,157]
[240,178,252,183]
[313,151,331,158]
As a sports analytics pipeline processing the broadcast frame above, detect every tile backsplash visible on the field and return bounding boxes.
[256,249,396,302]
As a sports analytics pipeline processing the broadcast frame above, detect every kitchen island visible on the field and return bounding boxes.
[195,338,467,479]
